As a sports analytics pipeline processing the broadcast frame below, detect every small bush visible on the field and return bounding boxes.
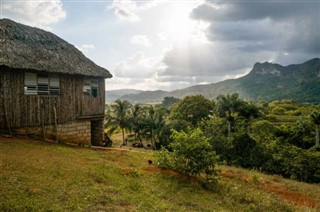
[156,128,218,182]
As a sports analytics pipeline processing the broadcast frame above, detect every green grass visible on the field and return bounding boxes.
[1,137,320,211]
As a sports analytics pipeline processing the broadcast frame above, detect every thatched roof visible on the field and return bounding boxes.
[0,19,112,78]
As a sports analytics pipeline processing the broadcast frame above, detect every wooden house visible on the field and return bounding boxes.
[0,19,112,145]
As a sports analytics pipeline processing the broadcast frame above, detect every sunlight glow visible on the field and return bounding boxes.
[161,2,208,43]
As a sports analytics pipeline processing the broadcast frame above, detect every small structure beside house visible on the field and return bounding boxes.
[0,19,112,145]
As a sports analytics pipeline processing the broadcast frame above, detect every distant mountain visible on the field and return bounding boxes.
[115,58,320,103]
[119,90,169,103]
[105,89,143,103]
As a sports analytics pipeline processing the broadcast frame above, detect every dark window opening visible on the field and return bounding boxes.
[91,80,99,97]
[83,79,99,97]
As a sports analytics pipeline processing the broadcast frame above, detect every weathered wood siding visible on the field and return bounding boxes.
[0,67,105,129]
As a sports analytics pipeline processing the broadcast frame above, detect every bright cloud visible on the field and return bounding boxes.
[109,0,158,22]
[76,44,96,53]
[130,35,150,46]
[2,0,66,29]
[113,51,164,78]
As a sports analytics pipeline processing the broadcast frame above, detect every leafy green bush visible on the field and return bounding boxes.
[269,143,320,183]
[156,128,218,181]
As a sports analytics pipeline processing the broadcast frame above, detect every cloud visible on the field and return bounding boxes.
[130,35,150,46]
[157,32,168,41]
[2,0,66,29]
[158,0,320,86]
[109,0,158,22]
[76,44,96,53]
[113,51,164,78]
[191,1,317,22]
[191,1,320,56]
[161,42,270,79]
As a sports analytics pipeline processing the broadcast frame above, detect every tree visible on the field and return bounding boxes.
[160,96,181,109]
[199,115,229,161]
[153,108,170,148]
[238,101,261,134]
[144,105,156,148]
[170,95,214,126]
[216,93,243,140]
[239,101,261,120]
[249,120,277,145]
[143,106,169,149]
[310,110,320,146]
[128,104,144,142]
[106,100,132,145]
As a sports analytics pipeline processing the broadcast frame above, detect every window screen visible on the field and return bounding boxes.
[38,75,49,95]
[83,79,91,95]
[50,75,60,96]
[24,72,37,95]
[24,72,60,96]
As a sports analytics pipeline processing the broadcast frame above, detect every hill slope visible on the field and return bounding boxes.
[106,89,143,103]
[1,137,320,211]
[118,58,320,103]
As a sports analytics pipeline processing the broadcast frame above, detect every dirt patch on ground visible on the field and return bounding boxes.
[259,181,319,208]
[220,170,319,208]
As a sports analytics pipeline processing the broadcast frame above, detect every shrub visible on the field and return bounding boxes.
[156,128,218,181]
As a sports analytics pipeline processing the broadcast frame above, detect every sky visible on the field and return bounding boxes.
[1,0,319,91]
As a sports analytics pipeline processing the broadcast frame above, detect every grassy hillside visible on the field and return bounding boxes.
[1,137,320,211]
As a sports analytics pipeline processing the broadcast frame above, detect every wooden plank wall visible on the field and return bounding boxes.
[0,67,105,129]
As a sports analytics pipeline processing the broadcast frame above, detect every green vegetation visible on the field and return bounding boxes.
[106,99,132,145]
[310,110,320,145]
[1,138,320,211]
[106,101,170,149]
[170,95,214,126]
[156,128,218,182]
[106,94,320,183]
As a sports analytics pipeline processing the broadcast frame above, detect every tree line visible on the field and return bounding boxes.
[105,94,320,183]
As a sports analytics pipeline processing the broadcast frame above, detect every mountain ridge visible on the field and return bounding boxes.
[107,58,320,103]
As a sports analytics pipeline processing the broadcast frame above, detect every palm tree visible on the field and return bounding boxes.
[106,99,131,146]
[238,102,261,133]
[141,106,169,149]
[129,104,144,142]
[310,110,320,146]
[144,105,157,148]
[216,93,243,140]
[153,108,169,146]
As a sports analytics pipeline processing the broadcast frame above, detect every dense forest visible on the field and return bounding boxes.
[105,95,320,183]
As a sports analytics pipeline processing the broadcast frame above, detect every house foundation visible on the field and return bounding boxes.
[14,120,104,146]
